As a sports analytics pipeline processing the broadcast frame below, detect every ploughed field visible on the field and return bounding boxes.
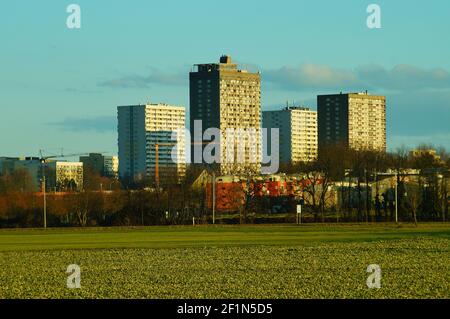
[0,224,449,298]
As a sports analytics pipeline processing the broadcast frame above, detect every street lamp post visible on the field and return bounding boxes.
[39,156,48,230]
[43,170,47,229]
[212,171,216,225]
[395,171,398,224]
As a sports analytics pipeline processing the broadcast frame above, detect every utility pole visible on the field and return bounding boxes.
[376,170,420,224]
[39,150,47,230]
[43,169,47,229]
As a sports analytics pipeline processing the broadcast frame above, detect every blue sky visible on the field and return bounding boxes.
[1,0,450,157]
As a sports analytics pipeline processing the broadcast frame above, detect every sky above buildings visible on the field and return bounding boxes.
[1,0,450,157]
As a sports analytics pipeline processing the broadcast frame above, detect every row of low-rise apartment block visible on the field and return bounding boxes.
[117,56,387,182]
[0,157,84,192]
[203,171,449,214]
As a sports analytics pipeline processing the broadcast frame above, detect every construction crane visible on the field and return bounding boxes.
[148,142,177,190]
[39,150,90,229]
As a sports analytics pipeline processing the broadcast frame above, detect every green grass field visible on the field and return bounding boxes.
[0,223,449,299]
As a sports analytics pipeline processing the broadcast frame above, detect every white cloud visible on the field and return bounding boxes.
[264,63,450,92]
[264,64,359,91]
[99,68,186,88]
[356,64,450,90]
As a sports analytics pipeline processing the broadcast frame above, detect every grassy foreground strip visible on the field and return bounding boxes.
[0,223,449,251]
[0,224,449,299]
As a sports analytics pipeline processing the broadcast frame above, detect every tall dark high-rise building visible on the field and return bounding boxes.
[317,92,386,153]
[189,55,261,175]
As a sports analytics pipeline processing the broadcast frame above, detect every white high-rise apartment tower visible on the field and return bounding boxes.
[263,106,318,164]
[118,104,186,183]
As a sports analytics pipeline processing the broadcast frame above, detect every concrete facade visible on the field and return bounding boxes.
[318,92,386,153]
[80,153,119,178]
[118,104,186,183]
[263,106,318,164]
[190,55,261,175]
